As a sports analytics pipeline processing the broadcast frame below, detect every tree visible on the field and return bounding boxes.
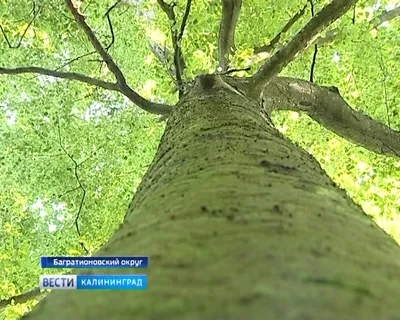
[1,0,400,319]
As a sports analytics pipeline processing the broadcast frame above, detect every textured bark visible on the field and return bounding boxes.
[23,77,400,320]
[263,77,400,158]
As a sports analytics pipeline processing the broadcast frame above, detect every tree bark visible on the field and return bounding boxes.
[23,76,400,320]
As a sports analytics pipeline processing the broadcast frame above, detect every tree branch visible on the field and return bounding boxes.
[0,1,40,49]
[375,5,400,26]
[0,287,44,309]
[176,0,192,96]
[64,0,171,115]
[0,66,119,91]
[178,0,192,43]
[317,5,400,46]
[64,0,125,85]
[156,0,189,98]
[55,50,97,70]
[308,0,318,83]
[249,0,357,97]
[253,2,308,55]
[218,0,242,71]
[262,77,400,158]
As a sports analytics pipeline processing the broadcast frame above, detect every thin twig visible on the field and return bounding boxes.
[309,45,318,82]
[254,2,308,55]
[104,0,121,17]
[0,66,119,91]
[217,66,251,75]
[156,0,187,98]
[175,0,192,98]
[105,14,115,51]
[57,117,88,254]
[308,0,318,83]
[55,51,97,70]
[0,1,40,48]
[178,0,192,42]
[378,53,393,153]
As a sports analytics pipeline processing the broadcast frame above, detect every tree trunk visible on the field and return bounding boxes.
[23,77,400,320]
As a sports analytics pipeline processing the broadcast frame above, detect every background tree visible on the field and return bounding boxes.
[0,0,399,319]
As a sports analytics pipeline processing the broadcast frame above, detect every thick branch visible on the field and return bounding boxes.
[0,287,44,309]
[218,0,242,71]
[249,0,356,97]
[64,0,171,115]
[64,0,125,85]
[262,77,400,158]
[254,3,308,55]
[318,5,400,46]
[376,5,400,25]
[0,66,119,91]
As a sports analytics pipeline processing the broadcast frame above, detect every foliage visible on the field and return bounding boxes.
[0,0,399,318]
